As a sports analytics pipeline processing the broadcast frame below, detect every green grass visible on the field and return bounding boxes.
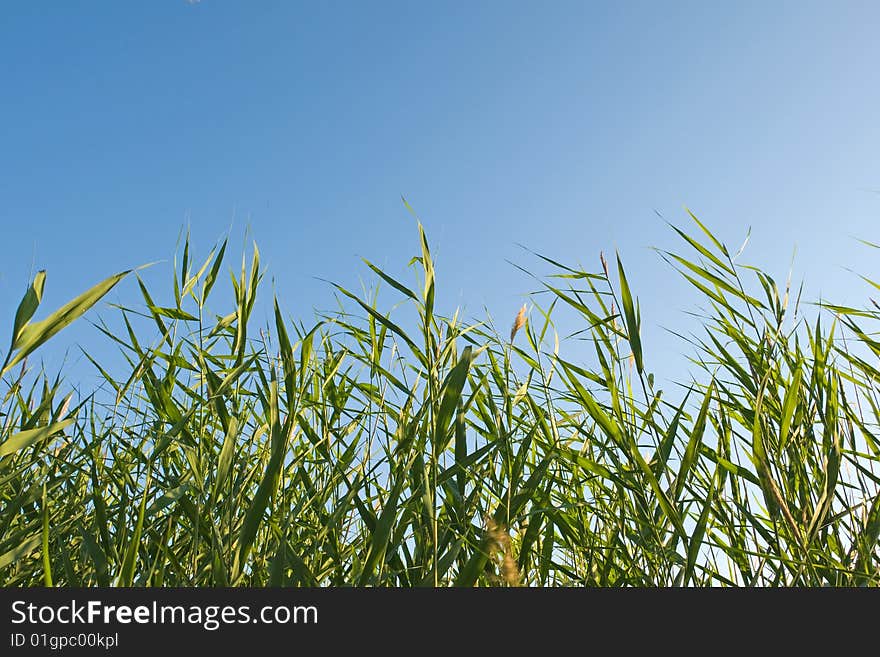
[2,210,879,586]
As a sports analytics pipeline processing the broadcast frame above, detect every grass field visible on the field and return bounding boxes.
[2,211,879,586]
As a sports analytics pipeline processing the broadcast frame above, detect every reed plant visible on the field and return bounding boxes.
[1,210,878,586]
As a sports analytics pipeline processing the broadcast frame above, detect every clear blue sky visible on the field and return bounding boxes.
[2,1,879,387]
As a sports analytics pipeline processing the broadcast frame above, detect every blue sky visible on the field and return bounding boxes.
[2,1,879,387]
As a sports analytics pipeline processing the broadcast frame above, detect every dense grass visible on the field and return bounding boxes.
[2,211,879,586]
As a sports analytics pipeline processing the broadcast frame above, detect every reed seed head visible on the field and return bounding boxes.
[510,303,527,343]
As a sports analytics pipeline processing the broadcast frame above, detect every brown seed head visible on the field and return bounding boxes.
[501,554,521,587]
[485,515,521,586]
[510,304,527,343]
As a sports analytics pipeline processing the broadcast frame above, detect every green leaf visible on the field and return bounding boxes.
[0,419,75,458]
[418,222,435,319]
[202,239,228,303]
[778,363,802,452]
[673,381,713,502]
[237,385,290,570]
[119,468,152,586]
[212,417,239,504]
[0,533,41,570]
[11,270,46,349]
[42,483,52,587]
[686,207,727,255]
[616,254,643,374]
[434,346,473,453]
[3,269,132,377]
[362,259,418,301]
[357,472,407,585]
[334,285,424,363]
[685,476,715,585]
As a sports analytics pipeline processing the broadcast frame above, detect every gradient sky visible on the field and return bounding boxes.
[2,1,879,388]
